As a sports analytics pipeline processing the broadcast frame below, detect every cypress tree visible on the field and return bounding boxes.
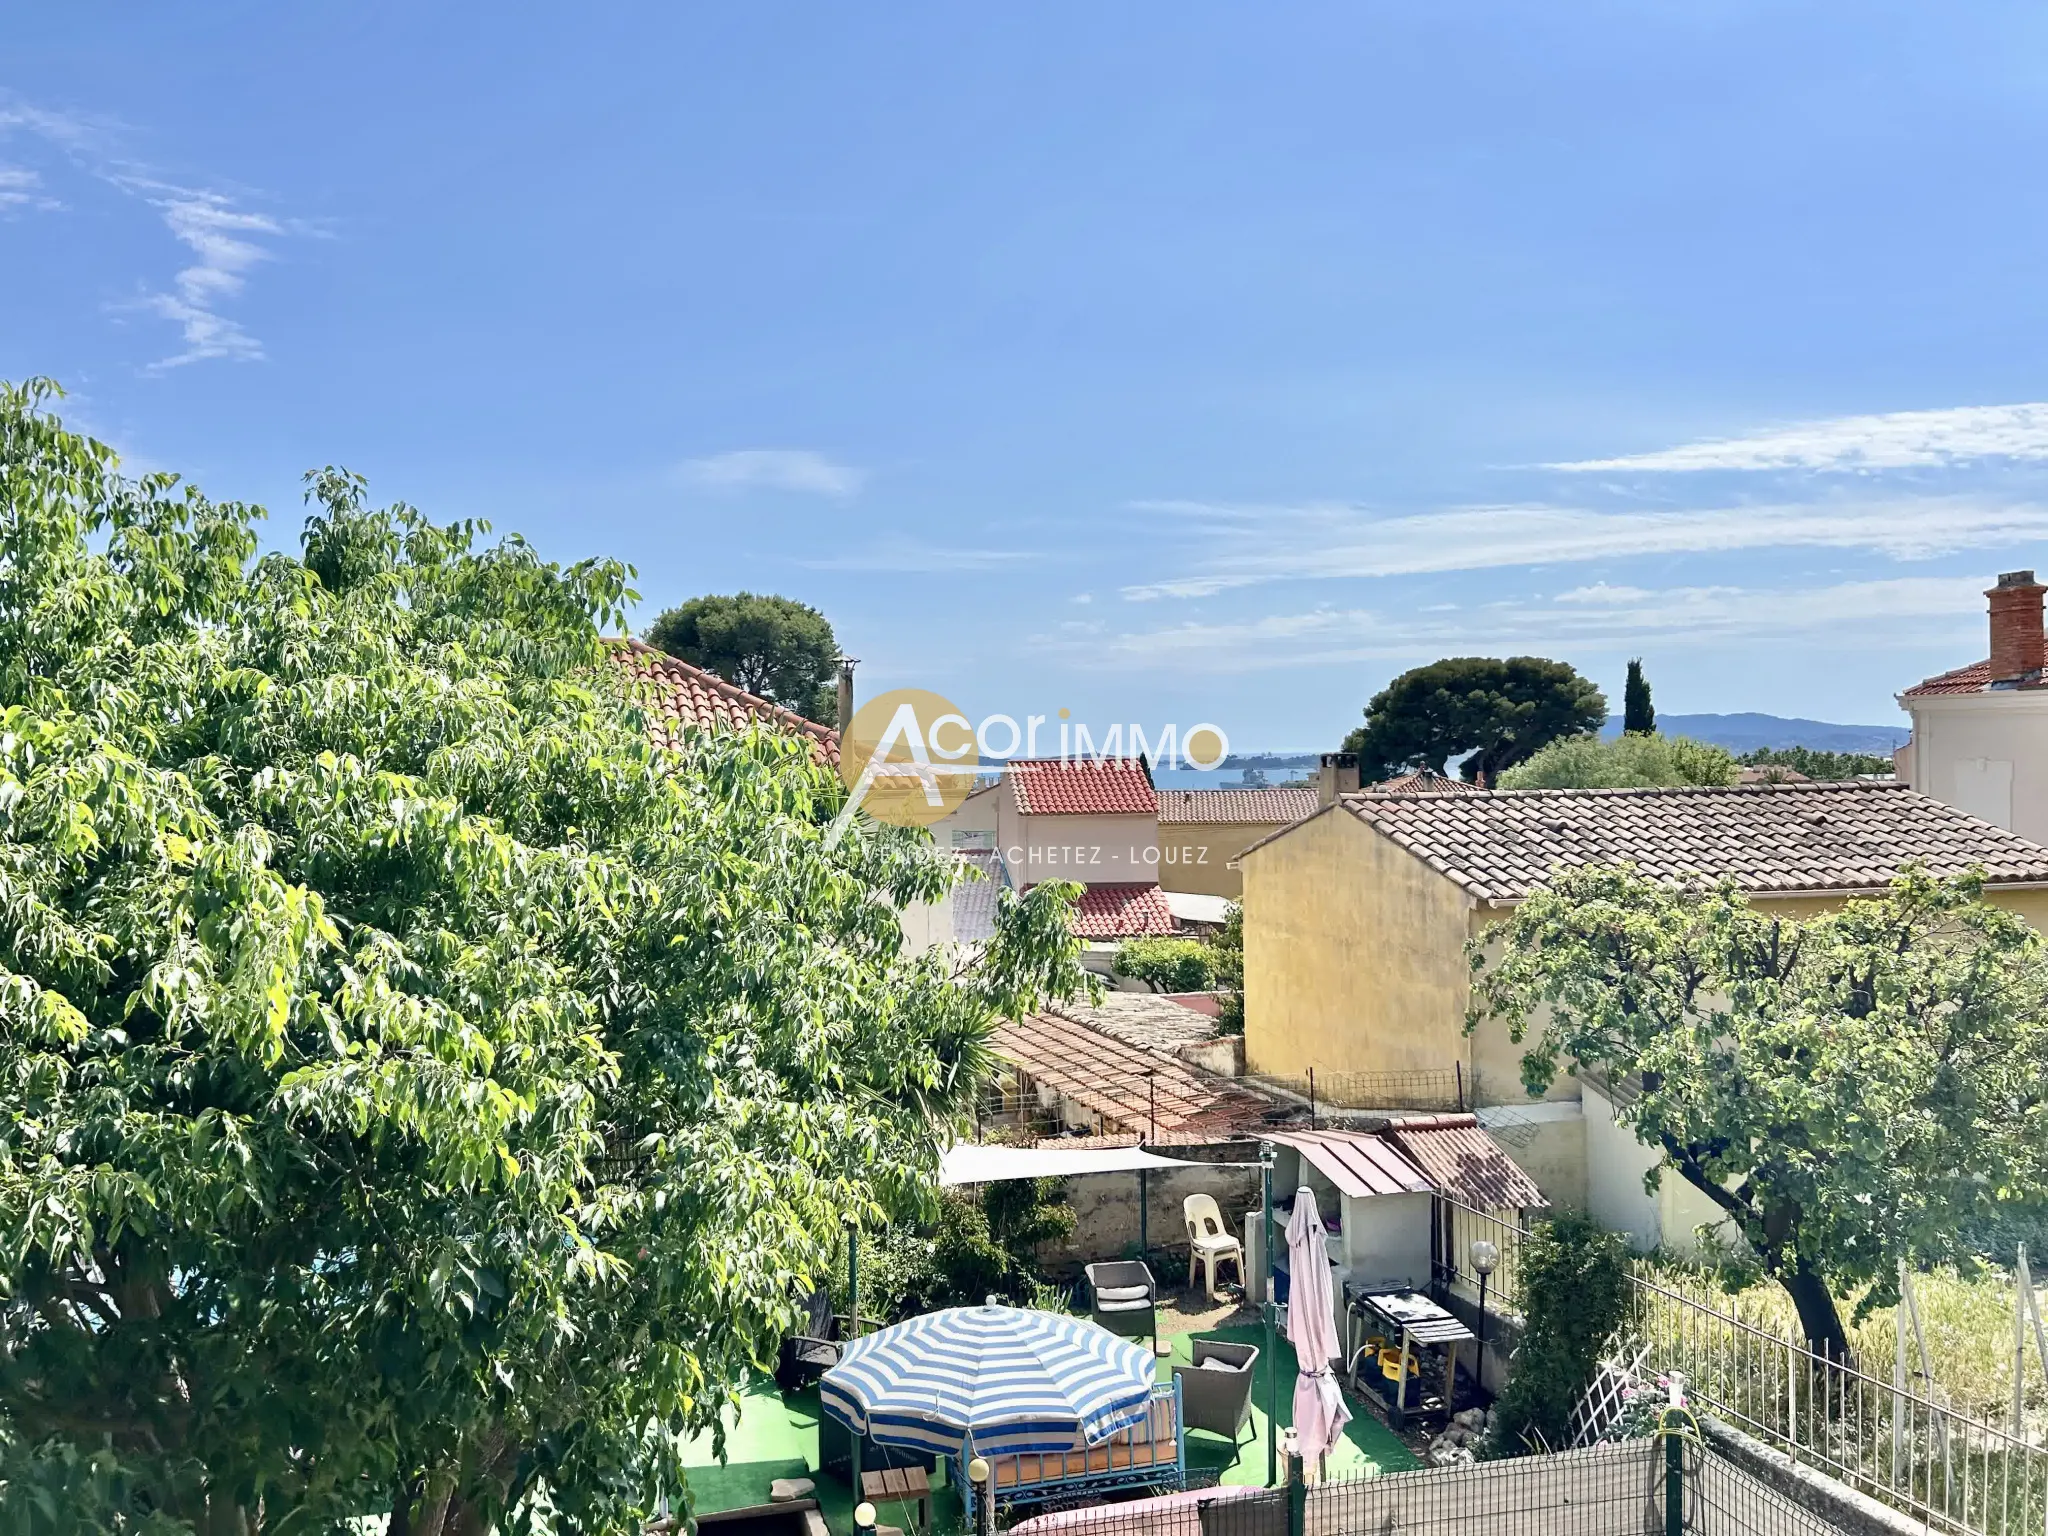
[1623,658,1655,735]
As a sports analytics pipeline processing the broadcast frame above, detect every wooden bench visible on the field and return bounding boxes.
[861,1466,931,1528]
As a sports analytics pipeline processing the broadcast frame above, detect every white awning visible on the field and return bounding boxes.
[939,1142,1209,1186]
[1162,890,1234,926]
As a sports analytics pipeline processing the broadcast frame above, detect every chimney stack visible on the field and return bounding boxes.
[836,655,859,730]
[1987,572,2046,684]
[1317,752,1361,807]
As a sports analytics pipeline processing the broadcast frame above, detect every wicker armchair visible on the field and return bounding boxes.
[1085,1260,1159,1352]
[1172,1339,1259,1461]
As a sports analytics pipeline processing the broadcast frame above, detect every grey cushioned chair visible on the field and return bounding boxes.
[1085,1259,1159,1353]
[1172,1339,1259,1462]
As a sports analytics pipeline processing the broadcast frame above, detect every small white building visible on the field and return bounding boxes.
[1898,569,2048,841]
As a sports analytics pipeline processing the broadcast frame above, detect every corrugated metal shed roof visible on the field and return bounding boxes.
[1261,1128,1433,1199]
[1381,1114,1547,1210]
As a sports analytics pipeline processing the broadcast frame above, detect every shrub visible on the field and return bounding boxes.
[1113,937,1217,992]
[848,1180,1076,1320]
[1497,732,1736,789]
[1482,1212,1632,1456]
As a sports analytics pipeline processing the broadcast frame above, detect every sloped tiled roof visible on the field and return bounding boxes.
[609,639,841,766]
[1009,758,1158,816]
[1046,993,1219,1054]
[1064,882,1177,939]
[994,1010,1273,1139]
[1329,781,2048,902]
[1902,659,1996,698]
[1156,787,1319,824]
[1370,771,1485,795]
[1381,1114,1547,1209]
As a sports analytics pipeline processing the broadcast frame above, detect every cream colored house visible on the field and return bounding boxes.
[1155,786,1318,897]
[1898,570,2048,842]
[1237,780,2048,1250]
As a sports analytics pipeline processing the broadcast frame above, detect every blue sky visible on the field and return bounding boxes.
[8,4,2048,752]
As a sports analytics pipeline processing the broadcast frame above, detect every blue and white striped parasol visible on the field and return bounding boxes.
[818,1302,1158,1458]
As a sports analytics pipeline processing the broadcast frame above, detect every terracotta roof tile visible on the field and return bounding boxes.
[1369,771,1485,795]
[1155,787,1320,824]
[1381,1114,1547,1209]
[1902,659,1995,698]
[1329,781,2048,902]
[1009,758,1158,816]
[608,639,840,766]
[994,1011,1272,1139]
[1061,882,1178,939]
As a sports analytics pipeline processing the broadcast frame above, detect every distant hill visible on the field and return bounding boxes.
[1602,713,1909,755]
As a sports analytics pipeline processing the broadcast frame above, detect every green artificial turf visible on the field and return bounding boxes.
[678,1323,1418,1533]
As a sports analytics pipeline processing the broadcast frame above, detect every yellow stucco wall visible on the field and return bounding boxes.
[1157,820,1291,898]
[1242,807,1478,1101]
[1246,808,2048,1108]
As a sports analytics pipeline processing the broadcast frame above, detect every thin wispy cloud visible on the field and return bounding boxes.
[681,449,866,498]
[801,538,1036,572]
[1053,576,1985,674]
[1549,403,2048,473]
[0,93,310,368]
[0,164,58,212]
[1119,497,2048,600]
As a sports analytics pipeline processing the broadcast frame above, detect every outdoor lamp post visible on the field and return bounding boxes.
[1470,1239,1499,1352]
[1260,1140,1278,1489]
[967,1456,993,1536]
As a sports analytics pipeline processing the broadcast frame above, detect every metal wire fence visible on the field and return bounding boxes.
[1241,1068,1478,1114]
[998,1435,1863,1536]
[1434,1196,2048,1536]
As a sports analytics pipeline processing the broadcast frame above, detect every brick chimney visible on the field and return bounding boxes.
[1987,571,2046,684]
[1317,752,1361,807]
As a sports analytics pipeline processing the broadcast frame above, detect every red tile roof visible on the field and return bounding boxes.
[1062,882,1177,939]
[1155,787,1320,824]
[1902,659,1995,698]
[1008,758,1158,816]
[994,1011,1272,1139]
[1369,771,1485,795]
[608,639,841,767]
[1323,781,2048,902]
[1381,1114,1547,1209]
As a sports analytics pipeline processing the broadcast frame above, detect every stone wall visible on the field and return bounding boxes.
[1033,1140,1263,1281]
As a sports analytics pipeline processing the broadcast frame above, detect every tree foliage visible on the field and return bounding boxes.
[1737,746,1894,782]
[1341,657,1606,785]
[1497,733,1736,790]
[847,1180,1076,1322]
[1480,1212,1631,1456]
[1622,659,1654,736]
[1111,938,1217,993]
[1468,863,2048,1360]
[645,591,841,723]
[0,380,1090,1534]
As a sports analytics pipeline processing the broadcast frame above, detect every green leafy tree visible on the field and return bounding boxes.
[1209,903,1245,1035]
[1480,1212,1630,1456]
[1622,659,1654,735]
[645,592,841,723]
[1497,733,1736,789]
[1112,937,1217,993]
[0,381,1090,1534]
[1341,657,1606,785]
[1737,746,1894,781]
[1468,864,2048,1360]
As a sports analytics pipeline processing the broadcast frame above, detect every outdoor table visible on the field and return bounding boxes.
[1347,1287,1475,1429]
[861,1466,931,1528]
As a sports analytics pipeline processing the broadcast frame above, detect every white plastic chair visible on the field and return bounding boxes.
[1183,1192,1245,1300]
